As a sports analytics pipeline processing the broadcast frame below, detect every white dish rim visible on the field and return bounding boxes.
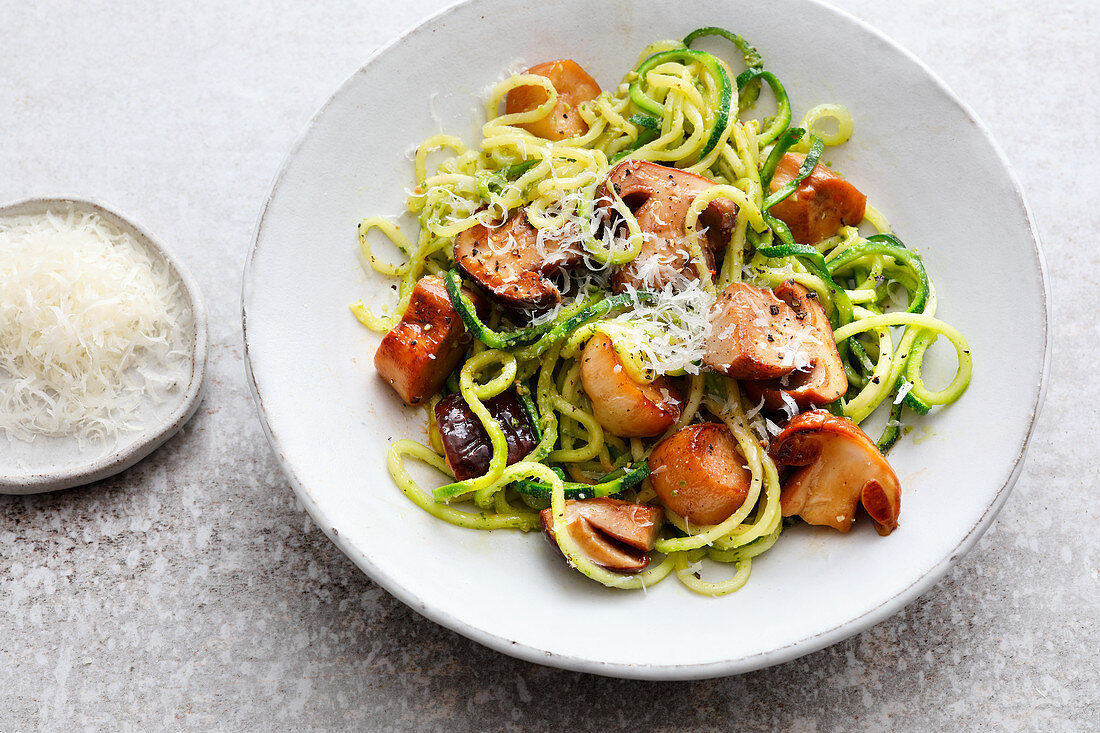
[0,195,209,495]
[241,0,1051,678]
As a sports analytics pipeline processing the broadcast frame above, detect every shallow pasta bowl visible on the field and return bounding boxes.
[242,0,1049,678]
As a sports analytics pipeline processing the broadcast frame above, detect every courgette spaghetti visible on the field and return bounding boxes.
[352,28,971,596]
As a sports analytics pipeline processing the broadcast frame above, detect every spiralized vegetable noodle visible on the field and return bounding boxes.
[352,28,971,596]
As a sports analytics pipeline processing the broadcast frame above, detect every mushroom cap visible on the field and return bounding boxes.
[740,280,847,410]
[704,281,823,380]
[540,498,664,573]
[769,410,901,536]
[454,208,582,310]
[597,160,737,293]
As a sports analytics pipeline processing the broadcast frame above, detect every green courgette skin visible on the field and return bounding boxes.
[609,115,662,163]
[763,136,824,210]
[628,48,732,162]
[683,26,764,110]
[828,233,935,416]
[734,69,791,145]
[511,462,651,502]
[444,268,656,351]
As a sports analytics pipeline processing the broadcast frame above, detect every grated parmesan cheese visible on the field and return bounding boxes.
[894,380,914,404]
[0,208,193,444]
[777,390,801,421]
[609,280,715,377]
[744,396,766,421]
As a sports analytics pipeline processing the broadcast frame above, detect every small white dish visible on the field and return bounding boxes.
[0,197,208,494]
[243,0,1049,678]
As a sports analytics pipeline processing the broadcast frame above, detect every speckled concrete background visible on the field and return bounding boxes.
[1,0,1096,729]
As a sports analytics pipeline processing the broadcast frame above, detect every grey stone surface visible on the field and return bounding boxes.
[1,0,1096,729]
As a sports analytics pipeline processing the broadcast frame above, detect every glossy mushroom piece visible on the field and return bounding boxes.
[648,423,753,525]
[504,59,602,140]
[454,208,582,310]
[770,410,901,536]
[740,280,848,410]
[540,498,664,573]
[434,391,537,481]
[597,160,738,293]
[579,332,683,438]
[768,153,866,244]
[374,275,486,406]
[704,281,823,380]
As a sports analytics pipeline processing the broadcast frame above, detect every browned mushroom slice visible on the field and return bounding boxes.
[434,391,537,481]
[769,153,866,244]
[597,160,737,293]
[540,498,664,573]
[504,59,602,141]
[648,423,753,525]
[704,281,823,380]
[770,410,900,535]
[579,332,682,438]
[454,209,582,309]
[740,280,848,410]
[374,275,486,406]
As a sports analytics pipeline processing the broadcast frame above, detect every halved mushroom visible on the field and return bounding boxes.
[597,160,738,293]
[454,208,582,310]
[540,498,664,573]
[374,275,486,406]
[770,410,900,535]
[579,332,682,438]
[647,423,753,525]
[434,391,538,481]
[769,153,866,244]
[505,59,602,141]
[704,281,823,380]
[740,280,848,410]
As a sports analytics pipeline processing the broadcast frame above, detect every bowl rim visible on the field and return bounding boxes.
[241,0,1052,679]
[0,195,209,494]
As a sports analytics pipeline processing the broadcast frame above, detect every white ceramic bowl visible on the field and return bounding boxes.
[243,0,1049,678]
[0,197,208,494]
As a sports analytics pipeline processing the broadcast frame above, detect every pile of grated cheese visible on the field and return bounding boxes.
[0,208,193,444]
[610,280,715,376]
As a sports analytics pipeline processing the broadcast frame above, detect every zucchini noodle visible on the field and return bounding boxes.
[352,28,972,596]
[796,103,854,148]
